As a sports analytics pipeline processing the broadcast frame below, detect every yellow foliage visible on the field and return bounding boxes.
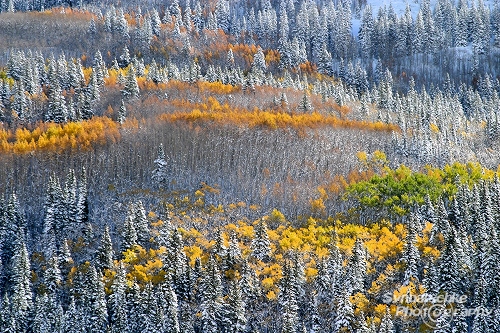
[0,117,120,154]
[101,208,435,319]
[266,290,277,300]
[430,123,440,133]
[261,277,274,290]
[304,267,318,279]
[159,102,399,132]
[373,304,388,319]
[279,229,303,251]
[184,245,204,265]
[351,292,370,315]
[267,209,286,226]
[364,225,403,262]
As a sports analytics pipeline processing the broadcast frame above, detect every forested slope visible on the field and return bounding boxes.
[1,0,500,331]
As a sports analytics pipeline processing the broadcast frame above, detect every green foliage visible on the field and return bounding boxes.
[345,161,497,220]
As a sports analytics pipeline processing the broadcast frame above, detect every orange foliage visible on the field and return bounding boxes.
[31,7,96,20]
[265,49,280,64]
[298,61,318,75]
[0,117,121,154]
[196,81,240,94]
[158,100,399,133]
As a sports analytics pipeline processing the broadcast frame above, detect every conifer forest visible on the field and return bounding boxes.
[4,0,500,331]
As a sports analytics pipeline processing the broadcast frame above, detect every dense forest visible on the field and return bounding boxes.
[2,0,500,332]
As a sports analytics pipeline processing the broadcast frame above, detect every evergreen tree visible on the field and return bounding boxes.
[152,143,168,187]
[224,281,246,333]
[280,261,299,333]
[346,237,366,293]
[226,49,235,69]
[81,265,108,332]
[251,219,271,262]
[139,283,163,333]
[61,297,82,333]
[109,263,128,333]
[43,256,62,297]
[76,168,89,229]
[122,64,140,99]
[200,255,224,333]
[118,47,131,69]
[10,237,32,333]
[0,294,10,332]
[403,216,421,284]
[96,225,114,271]
[297,90,312,112]
[117,99,127,124]
[317,43,332,75]
[42,174,66,257]
[162,281,180,333]
[63,169,78,239]
[11,81,29,121]
[133,201,150,247]
[332,287,355,333]
[252,47,267,72]
[378,308,395,333]
[121,204,138,253]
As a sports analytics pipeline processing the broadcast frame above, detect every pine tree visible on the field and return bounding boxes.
[224,281,246,333]
[151,9,162,36]
[437,230,463,294]
[122,64,139,99]
[121,205,138,253]
[96,225,114,271]
[179,301,194,333]
[346,237,366,293]
[32,292,63,333]
[152,143,168,187]
[139,283,163,333]
[109,263,128,333]
[251,219,271,262]
[200,255,224,333]
[162,281,180,333]
[225,231,242,271]
[58,239,74,279]
[213,229,227,259]
[42,174,66,258]
[226,49,235,69]
[280,261,299,333]
[317,43,332,75]
[0,294,10,332]
[332,287,355,333]
[403,215,421,284]
[252,47,267,72]
[115,8,130,40]
[118,47,131,69]
[117,99,127,124]
[297,90,312,112]
[63,169,78,240]
[11,81,29,121]
[10,237,32,333]
[239,259,261,326]
[81,265,108,332]
[61,297,82,333]
[88,17,97,35]
[133,201,150,247]
[76,168,89,229]
[378,308,395,333]
[43,256,62,296]
[32,294,52,333]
